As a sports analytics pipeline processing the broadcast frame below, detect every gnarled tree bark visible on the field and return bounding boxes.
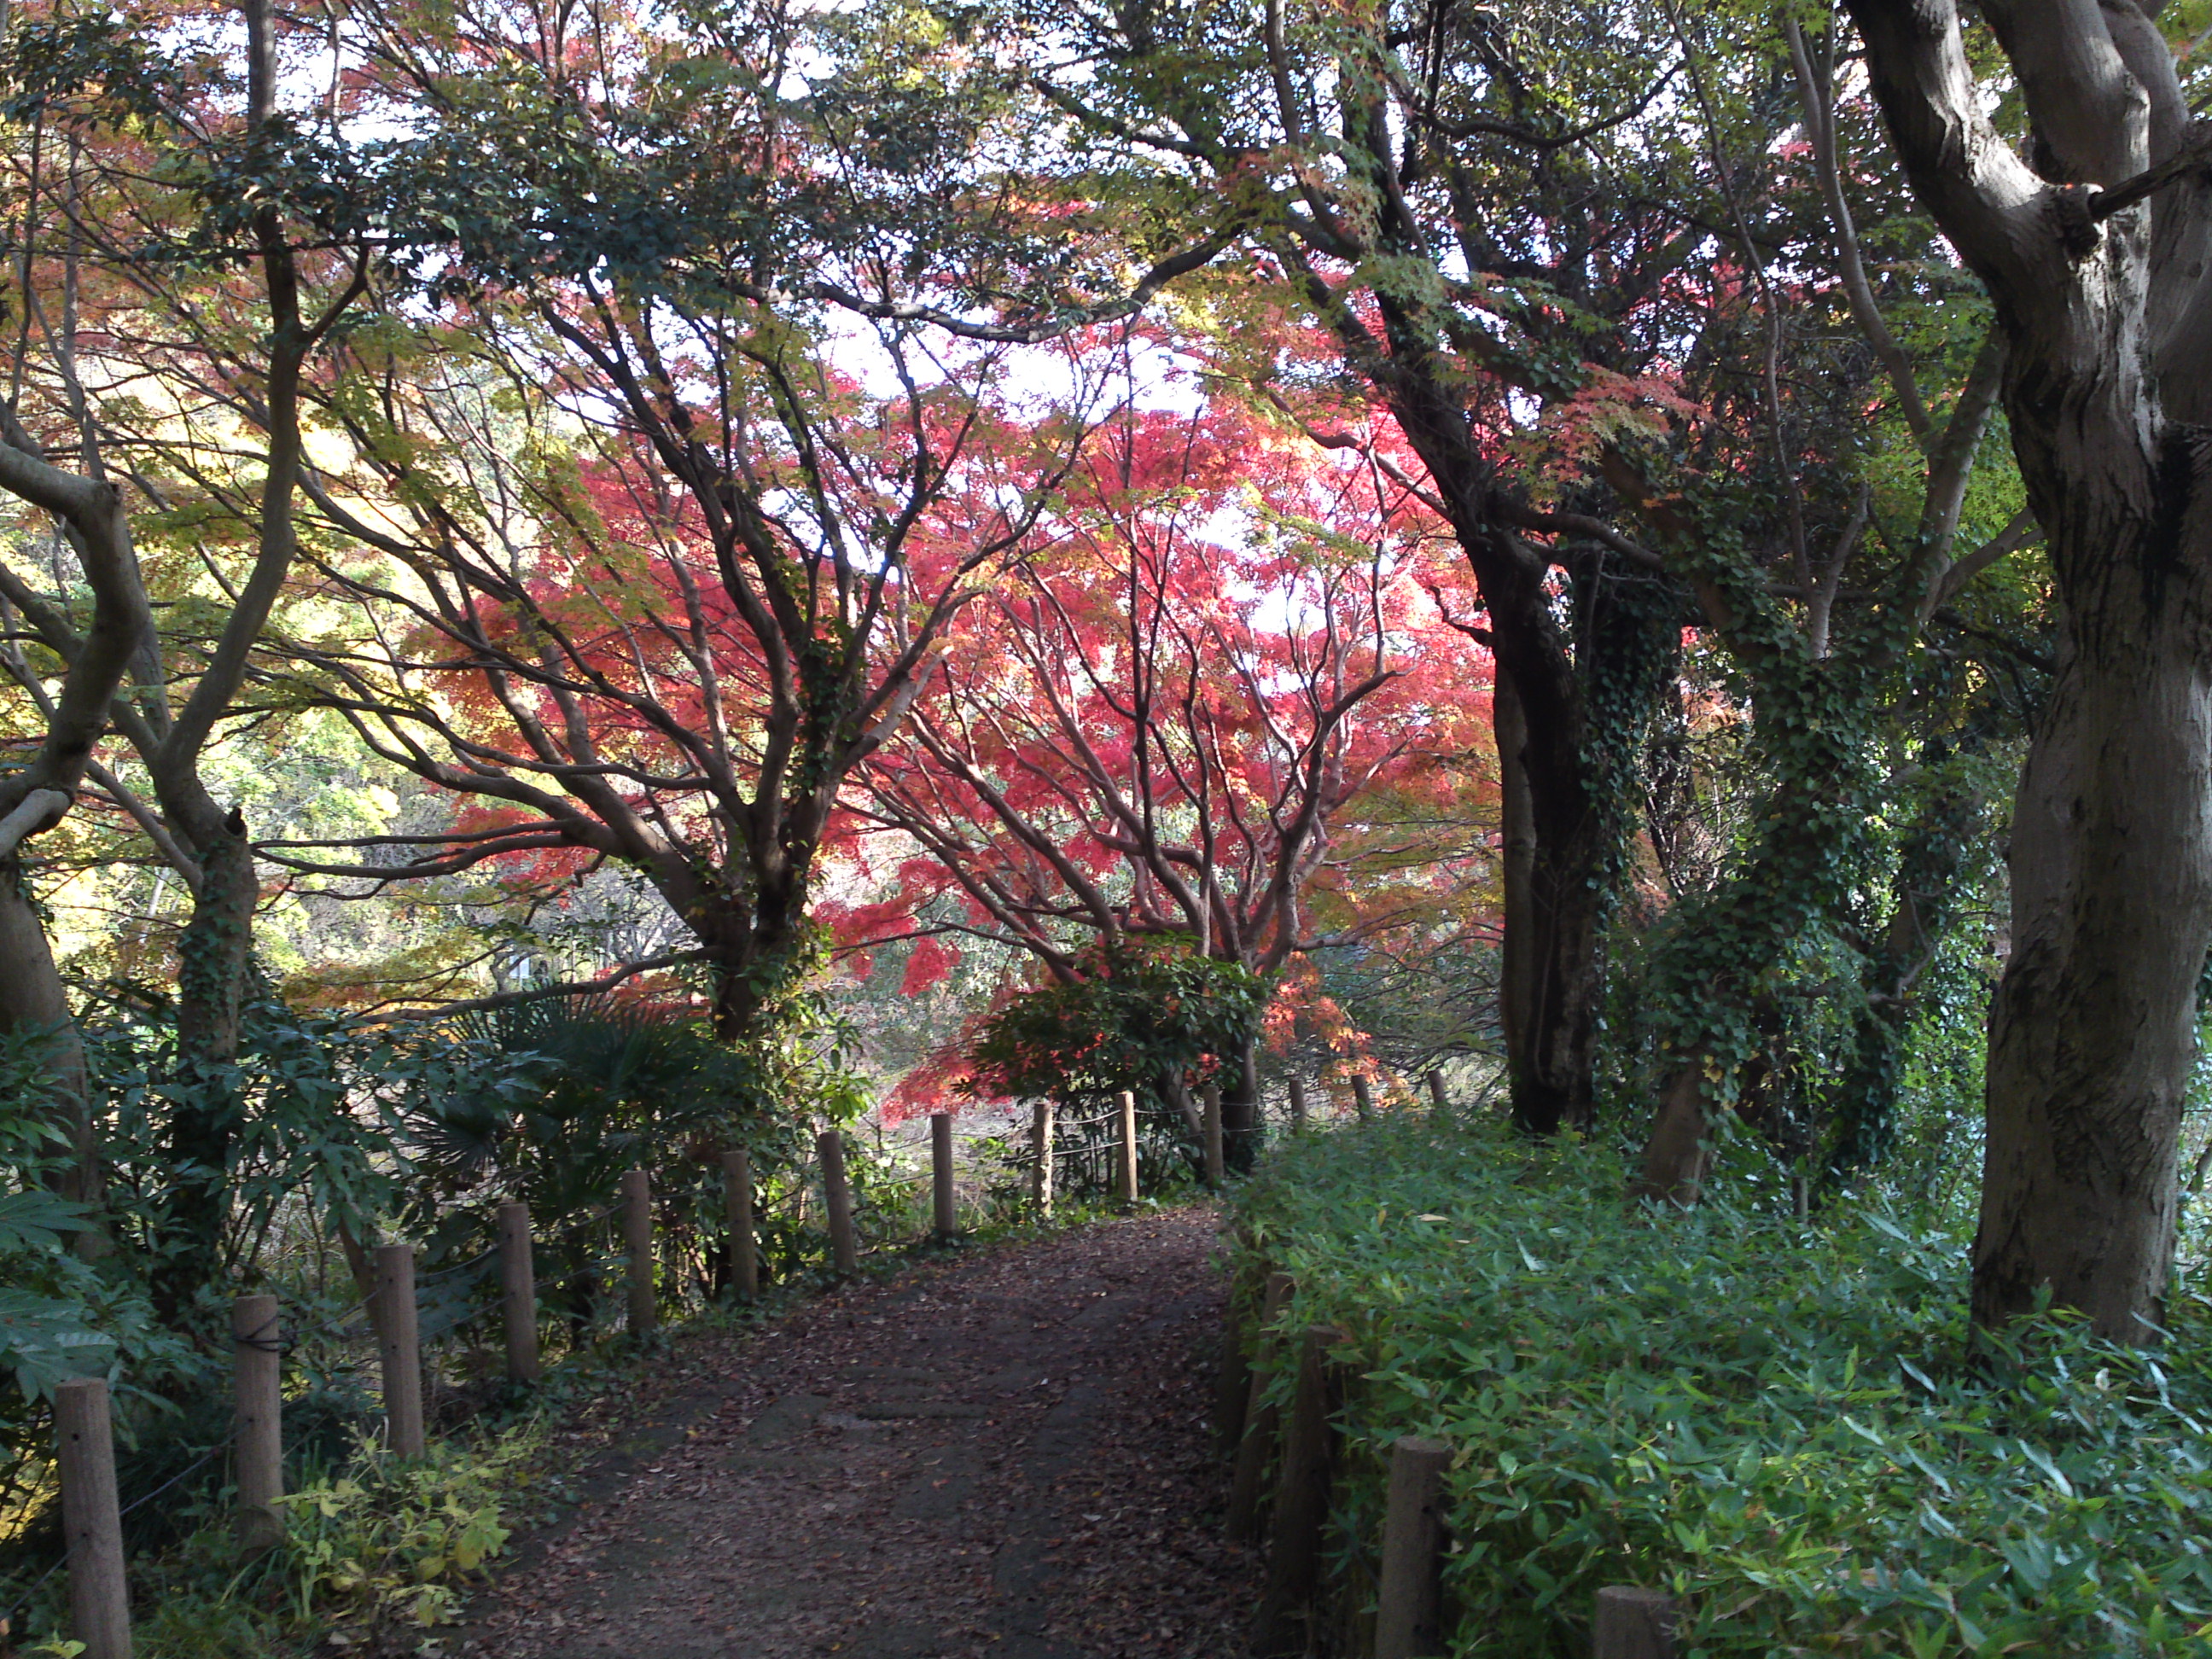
[1848,0,2212,1339]
[0,409,149,1225]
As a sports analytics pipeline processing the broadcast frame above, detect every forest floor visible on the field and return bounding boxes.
[451,1206,1260,1659]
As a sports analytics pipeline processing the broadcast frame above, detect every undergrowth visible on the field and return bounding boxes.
[4,1414,546,1659]
[1232,1116,2212,1657]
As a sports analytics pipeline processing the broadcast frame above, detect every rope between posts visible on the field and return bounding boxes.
[274,1288,381,1351]
[1045,1109,1126,1131]
[119,1443,223,1519]
[3,1552,66,1633]
[0,1136,1069,1632]
[232,1286,381,1357]
[293,1205,620,1334]
[296,1167,921,1345]
[7,1148,946,1633]
[1,1442,223,1631]
[0,1451,233,1627]
[416,1238,504,1288]
[235,1307,283,1354]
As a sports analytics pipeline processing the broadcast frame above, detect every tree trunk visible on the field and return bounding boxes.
[1516,793,1609,1137]
[709,945,764,1045]
[1630,1057,1714,1207]
[1494,668,1538,1106]
[174,821,255,1068]
[1494,659,1609,1138]
[1467,634,1610,1139]
[1974,641,2212,1339]
[701,841,816,1045]
[1962,122,2212,1342]
[1221,1038,1260,1173]
[1826,752,1988,1186]
[154,818,258,1319]
[0,858,98,1214]
[1162,1074,1206,1139]
[1624,611,1881,1199]
[1495,650,1619,1141]
[1371,354,1623,1139]
[1840,0,2212,1345]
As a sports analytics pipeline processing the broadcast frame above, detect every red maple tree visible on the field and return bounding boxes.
[273,317,1093,1036]
[848,390,1493,1139]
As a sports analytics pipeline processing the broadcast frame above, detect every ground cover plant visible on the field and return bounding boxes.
[1232,1116,2212,1656]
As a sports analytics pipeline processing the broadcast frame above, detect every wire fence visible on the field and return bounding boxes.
[256,1151,922,1404]
[118,1446,224,1524]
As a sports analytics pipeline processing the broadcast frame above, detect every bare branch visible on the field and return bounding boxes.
[379,952,704,1020]
[1787,16,1934,439]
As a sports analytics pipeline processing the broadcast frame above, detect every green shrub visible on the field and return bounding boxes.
[1,1417,540,1656]
[273,1424,534,1636]
[967,937,1268,1194]
[1232,1118,2212,1656]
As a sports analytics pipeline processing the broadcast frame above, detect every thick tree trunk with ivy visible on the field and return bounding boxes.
[1825,747,1993,1185]
[1483,556,1680,1137]
[649,707,847,1050]
[1601,224,2010,1206]
[1848,0,2212,1338]
[1627,704,1995,1214]
[1621,601,2000,1208]
[153,818,258,1318]
[699,853,817,1045]
[1630,649,1877,1204]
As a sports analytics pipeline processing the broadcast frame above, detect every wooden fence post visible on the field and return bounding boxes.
[1593,1586,1676,1659]
[1288,1075,1307,1132]
[375,1244,425,1458]
[1353,1076,1376,1122]
[1427,1071,1450,1120]
[497,1202,540,1384]
[1202,1085,1225,1188]
[55,1377,131,1659]
[818,1129,859,1276]
[1225,1271,1297,1540]
[1030,1099,1055,1216]
[1251,1325,1345,1655]
[931,1113,959,1241]
[1115,1090,1140,1209]
[231,1293,284,1552]
[720,1149,759,1300]
[1375,1435,1452,1659]
[620,1168,657,1336]
[1216,1253,1256,1453]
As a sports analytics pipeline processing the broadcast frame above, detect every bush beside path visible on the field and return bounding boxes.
[455,1208,1257,1659]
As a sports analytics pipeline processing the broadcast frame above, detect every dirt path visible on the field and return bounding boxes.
[457,1208,1260,1659]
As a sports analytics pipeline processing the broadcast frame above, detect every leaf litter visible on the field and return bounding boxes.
[453,1206,1259,1659]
